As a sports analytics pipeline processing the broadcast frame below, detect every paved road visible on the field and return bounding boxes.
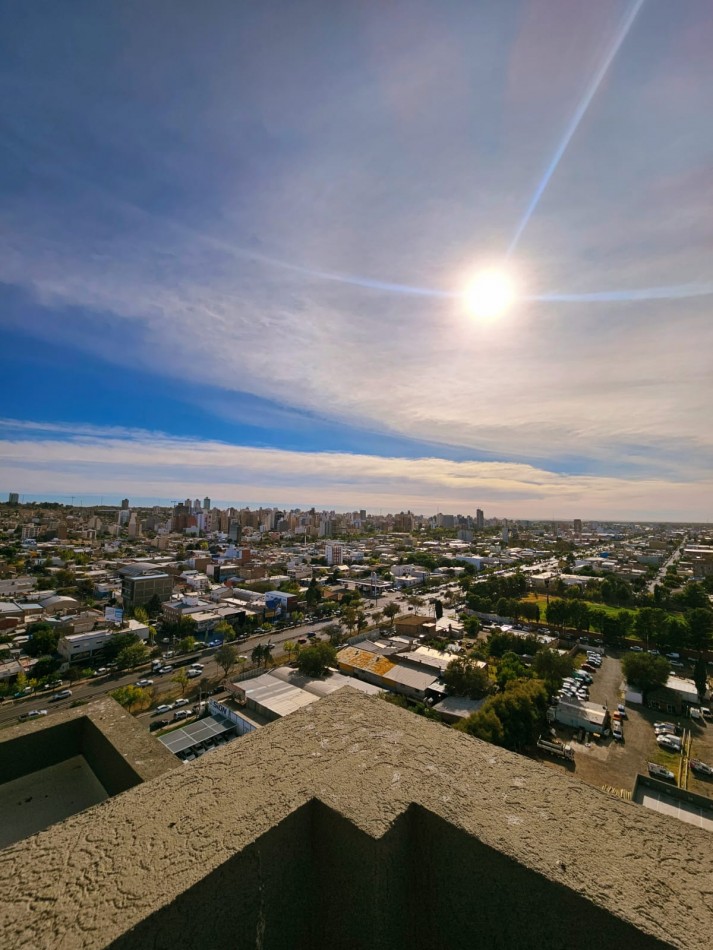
[647,539,686,594]
[0,620,333,726]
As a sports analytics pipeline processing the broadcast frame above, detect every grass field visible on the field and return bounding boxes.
[523,593,634,623]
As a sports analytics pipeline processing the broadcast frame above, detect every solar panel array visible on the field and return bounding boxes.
[159,715,234,755]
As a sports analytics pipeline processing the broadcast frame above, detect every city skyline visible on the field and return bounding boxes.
[1,1,712,520]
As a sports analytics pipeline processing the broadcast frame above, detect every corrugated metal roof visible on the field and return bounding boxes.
[269,665,382,698]
[383,664,438,691]
[240,672,318,717]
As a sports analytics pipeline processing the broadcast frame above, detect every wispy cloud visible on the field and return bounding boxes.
[0,0,711,502]
[1,422,710,520]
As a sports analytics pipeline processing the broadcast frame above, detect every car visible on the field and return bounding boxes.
[612,728,623,742]
[702,707,712,720]
[670,660,684,668]
[155,704,174,714]
[173,709,190,721]
[690,707,703,720]
[612,711,623,721]
[297,637,308,644]
[149,719,169,731]
[190,663,204,671]
[95,667,109,675]
[654,721,676,731]
[648,649,660,655]
[616,704,627,718]
[50,689,72,701]
[666,652,681,660]
[690,759,713,778]
[208,639,223,647]
[306,631,317,639]
[157,666,173,674]
[630,646,643,653]
[27,709,48,718]
[187,669,202,678]
[46,680,63,689]
[657,735,682,752]
[136,679,154,687]
[174,698,190,707]
[648,762,675,781]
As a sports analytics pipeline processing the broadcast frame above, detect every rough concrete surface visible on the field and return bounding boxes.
[1,688,712,949]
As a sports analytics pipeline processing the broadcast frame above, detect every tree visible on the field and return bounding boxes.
[341,606,358,635]
[621,652,670,698]
[215,643,239,678]
[172,668,190,697]
[178,635,198,654]
[110,685,150,713]
[532,648,573,693]
[693,656,708,702]
[284,640,298,662]
[496,651,528,690]
[686,608,713,654]
[442,656,492,700]
[133,606,149,624]
[383,602,400,625]
[213,620,234,642]
[116,641,150,670]
[25,624,60,658]
[145,594,163,618]
[459,679,548,751]
[31,655,61,679]
[296,641,337,677]
[305,578,321,609]
[104,632,139,661]
[324,623,344,646]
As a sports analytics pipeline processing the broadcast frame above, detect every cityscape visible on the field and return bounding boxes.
[1,0,712,947]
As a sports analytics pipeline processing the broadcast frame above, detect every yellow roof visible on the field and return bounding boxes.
[336,647,396,677]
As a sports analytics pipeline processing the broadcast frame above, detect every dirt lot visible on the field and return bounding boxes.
[539,652,713,799]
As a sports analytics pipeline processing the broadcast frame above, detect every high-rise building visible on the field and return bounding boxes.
[476,509,484,530]
[203,497,211,511]
[121,498,129,510]
[573,518,583,537]
[501,520,509,545]
[325,542,344,566]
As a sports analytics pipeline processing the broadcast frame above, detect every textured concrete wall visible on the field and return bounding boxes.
[0,690,711,949]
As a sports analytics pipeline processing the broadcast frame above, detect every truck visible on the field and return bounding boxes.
[537,736,575,761]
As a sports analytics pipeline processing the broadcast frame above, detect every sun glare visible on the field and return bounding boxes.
[463,268,517,320]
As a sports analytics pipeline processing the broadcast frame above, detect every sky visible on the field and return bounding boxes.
[1,0,712,520]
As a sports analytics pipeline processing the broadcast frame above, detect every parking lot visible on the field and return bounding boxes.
[540,652,713,800]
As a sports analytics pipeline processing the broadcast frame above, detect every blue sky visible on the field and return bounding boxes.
[1,0,712,519]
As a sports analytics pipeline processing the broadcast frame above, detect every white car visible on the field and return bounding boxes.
[27,709,48,718]
[657,735,682,752]
[136,679,154,687]
[174,698,190,708]
[155,703,174,714]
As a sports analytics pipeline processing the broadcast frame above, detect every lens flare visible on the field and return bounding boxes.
[463,269,517,320]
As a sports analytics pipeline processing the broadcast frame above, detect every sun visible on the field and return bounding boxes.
[463,268,517,320]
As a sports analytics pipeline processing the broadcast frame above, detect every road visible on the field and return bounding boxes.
[0,619,333,727]
[647,538,686,594]
[1,580,467,727]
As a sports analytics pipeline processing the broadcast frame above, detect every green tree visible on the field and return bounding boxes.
[25,624,60,657]
[215,643,240,678]
[178,635,198,654]
[145,594,163,618]
[323,623,344,646]
[133,606,149,624]
[383,602,400,625]
[110,685,150,713]
[171,668,190,697]
[693,656,708,702]
[116,641,150,670]
[284,640,298,662]
[296,641,337,677]
[496,651,528,690]
[621,652,670,698]
[532,648,573,693]
[442,656,492,700]
[686,608,713,654]
[31,655,61,679]
[104,632,139,661]
[214,620,234,642]
[305,579,321,610]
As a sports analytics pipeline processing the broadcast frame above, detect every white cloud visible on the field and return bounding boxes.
[1,422,710,520]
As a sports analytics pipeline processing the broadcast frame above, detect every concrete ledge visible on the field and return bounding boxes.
[1,688,711,949]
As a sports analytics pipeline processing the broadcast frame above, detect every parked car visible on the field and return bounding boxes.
[190,663,204,671]
[702,707,712,720]
[155,703,174,714]
[136,679,154,687]
[648,762,675,781]
[173,710,190,721]
[174,698,190,707]
[149,719,169,731]
[157,666,173,674]
[187,669,201,678]
[616,704,627,718]
[657,735,682,752]
[50,689,72,701]
[690,759,713,778]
